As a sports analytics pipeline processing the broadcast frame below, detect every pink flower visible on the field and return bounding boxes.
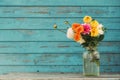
[82,23,91,35]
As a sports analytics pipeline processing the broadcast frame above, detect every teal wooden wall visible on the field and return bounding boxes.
[0,0,120,74]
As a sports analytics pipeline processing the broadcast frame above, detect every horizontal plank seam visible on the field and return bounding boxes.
[0,17,120,18]
[0,29,119,30]
[0,40,120,42]
[0,5,120,7]
[0,65,119,66]
[0,52,119,54]
[0,17,120,19]
[0,41,119,42]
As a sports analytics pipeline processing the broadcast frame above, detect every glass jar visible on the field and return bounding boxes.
[83,49,100,76]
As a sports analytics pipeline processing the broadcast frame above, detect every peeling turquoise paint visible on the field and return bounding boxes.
[0,0,120,74]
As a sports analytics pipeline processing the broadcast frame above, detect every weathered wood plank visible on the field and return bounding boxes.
[0,7,119,17]
[0,18,119,29]
[0,42,119,53]
[0,73,120,80]
[0,30,119,41]
[0,0,119,75]
[0,66,119,74]
[0,0,120,6]
[0,53,119,65]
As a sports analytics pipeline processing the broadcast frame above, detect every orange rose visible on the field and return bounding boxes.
[72,23,81,31]
[74,25,84,34]
[74,33,81,41]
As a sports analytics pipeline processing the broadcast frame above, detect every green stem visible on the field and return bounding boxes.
[67,23,71,27]
[64,21,71,27]
[56,29,66,34]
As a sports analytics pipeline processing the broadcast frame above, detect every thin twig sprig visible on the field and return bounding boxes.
[53,21,71,34]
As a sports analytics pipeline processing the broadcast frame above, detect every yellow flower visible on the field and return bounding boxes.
[90,20,99,29]
[91,28,99,37]
[83,16,92,23]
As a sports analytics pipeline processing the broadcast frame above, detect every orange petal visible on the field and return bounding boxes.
[72,23,81,31]
[74,25,84,33]
[74,33,81,41]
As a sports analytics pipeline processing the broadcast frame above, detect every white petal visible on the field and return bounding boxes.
[98,24,103,28]
[98,24,104,34]
[99,30,104,34]
[66,28,74,39]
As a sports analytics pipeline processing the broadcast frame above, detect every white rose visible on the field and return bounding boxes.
[98,24,104,35]
[66,28,74,39]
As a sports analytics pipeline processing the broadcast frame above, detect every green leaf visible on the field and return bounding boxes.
[81,42,89,47]
[98,35,104,41]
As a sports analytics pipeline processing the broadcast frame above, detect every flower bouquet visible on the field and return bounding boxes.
[54,16,106,76]
[66,16,105,50]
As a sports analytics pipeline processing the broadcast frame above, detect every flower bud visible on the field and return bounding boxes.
[53,24,57,29]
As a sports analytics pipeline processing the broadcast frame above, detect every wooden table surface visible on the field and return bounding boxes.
[0,73,119,80]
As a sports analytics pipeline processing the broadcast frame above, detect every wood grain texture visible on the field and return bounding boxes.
[0,18,119,29]
[0,0,120,6]
[0,53,119,65]
[0,73,120,80]
[0,7,119,17]
[0,66,120,74]
[0,0,120,74]
[0,30,119,41]
[0,42,119,53]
